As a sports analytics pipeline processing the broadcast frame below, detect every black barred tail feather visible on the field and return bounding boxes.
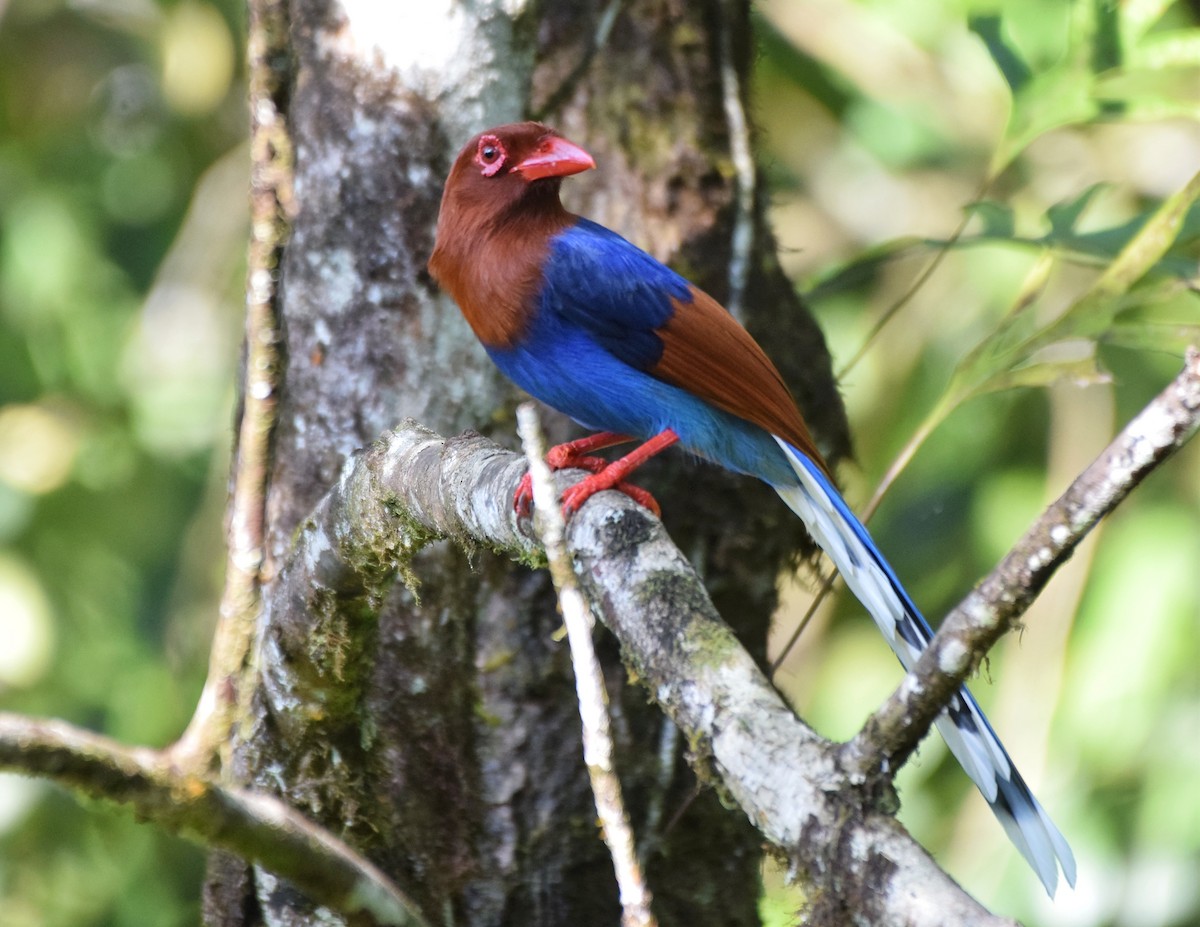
[773,438,1076,896]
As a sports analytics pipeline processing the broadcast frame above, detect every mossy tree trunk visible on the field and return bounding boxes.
[202,1,848,924]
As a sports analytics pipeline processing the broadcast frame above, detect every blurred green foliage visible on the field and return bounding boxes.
[757,0,1200,924]
[0,0,247,922]
[0,0,1197,926]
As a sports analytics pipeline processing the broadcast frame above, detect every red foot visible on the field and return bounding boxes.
[513,455,609,516]
[513,429,680,518]
[560,472,662,516]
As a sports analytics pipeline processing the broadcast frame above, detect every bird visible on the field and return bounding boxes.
[428,121,1076,896]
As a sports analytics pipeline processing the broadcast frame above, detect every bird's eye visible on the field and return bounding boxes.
[475,135,507,177]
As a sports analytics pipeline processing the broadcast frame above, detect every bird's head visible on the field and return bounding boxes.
[435,122,596,228]
[428,123,596,335]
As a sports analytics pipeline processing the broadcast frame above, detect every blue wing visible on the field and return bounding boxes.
[539,218,690,369]
[509,219,819,479]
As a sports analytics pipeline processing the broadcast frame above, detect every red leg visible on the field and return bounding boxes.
[514,432,635,515]
[560,429,680,515]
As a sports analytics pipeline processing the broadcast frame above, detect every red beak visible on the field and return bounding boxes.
[513,135,596,181]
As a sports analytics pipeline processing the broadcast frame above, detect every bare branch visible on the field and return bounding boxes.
[517,404,657,927]
[842,348,1200,780]
[0,714,428,927]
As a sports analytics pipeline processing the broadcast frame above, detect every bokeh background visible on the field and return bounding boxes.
[0,1,1197,925]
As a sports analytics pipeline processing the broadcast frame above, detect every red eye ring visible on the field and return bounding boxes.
[475,135,506,177]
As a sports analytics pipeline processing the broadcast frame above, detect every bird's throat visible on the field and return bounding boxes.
[432,203,576,351]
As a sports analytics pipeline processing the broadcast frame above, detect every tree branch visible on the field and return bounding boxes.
[0,714,427,927]
[335,348,1195,921]
[317,422,1008,925]
[840,348,1200,781]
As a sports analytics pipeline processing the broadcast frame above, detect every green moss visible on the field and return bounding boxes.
[479,649,517,672]
[364,489,440,599]
[472,704,503,727]
[634,570,742,670]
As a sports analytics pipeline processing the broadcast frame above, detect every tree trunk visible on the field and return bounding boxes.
[203,1,848,924]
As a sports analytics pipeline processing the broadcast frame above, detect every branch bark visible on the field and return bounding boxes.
[841,348,1200,781]
[0,714,426,927]
[275,421,1005,926]
[172,0,290,772]
[517,405,656,927]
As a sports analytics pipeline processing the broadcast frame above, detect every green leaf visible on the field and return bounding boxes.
[992,64,1098,174]
[1093,63,1200,121]
[1045,184,1109,239]
[1042,201,1200,276]
[1090,0,1124,74]
[964,200,1016,239]
[1132,29,1200,69]
[983,356,1111,393]
[969,14,1033,93]
[938,251,1056,405]
[1121,0,1177,43]
[802,237,925,300]
[1040,168,1200,344]
[934,170,1200,421]
[1101,321,1200,354]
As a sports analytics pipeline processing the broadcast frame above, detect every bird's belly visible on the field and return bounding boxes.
[487,330,796,486]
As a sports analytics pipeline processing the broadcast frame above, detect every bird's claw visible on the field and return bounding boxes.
[515,433,669,518]
[513,466,661,518]
[514,454,611,517]
[513,472,535,518]
[561,475,661,517]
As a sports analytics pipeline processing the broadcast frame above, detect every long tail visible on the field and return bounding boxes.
[772,438,1076,896]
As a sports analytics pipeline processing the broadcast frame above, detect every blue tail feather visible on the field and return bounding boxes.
[772,437,1076,895]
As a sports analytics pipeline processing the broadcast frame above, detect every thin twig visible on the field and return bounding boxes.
[170,0,290,772]
[516,404,657,927]
[841,347,1200,780]
[837,176,993,379]
[0,714,428,926]
[768,568,836,675]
